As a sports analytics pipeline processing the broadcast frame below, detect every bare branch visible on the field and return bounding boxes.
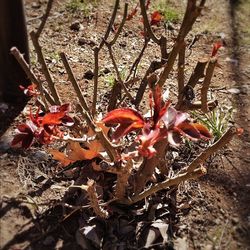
[59,52,90,113]
[99,0,120,49]
[201,58,217,112]
[105,42,135,102]
[36,0,54,37]
[121,166,206,205]
[157,0,206,87]
[177,42,186,97]
[187,126,239,173]
[109,3,128,46]
[92,47,99,116]
[139,0,160,45]
[30,31,61,105]
[10,46,54,107]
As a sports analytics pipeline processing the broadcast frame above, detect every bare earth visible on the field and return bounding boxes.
[0,0,249,249]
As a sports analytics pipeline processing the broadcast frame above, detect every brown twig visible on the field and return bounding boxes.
[30,31,61,105]
[178,42,186,97]
[59,52,90,113]
[175,59,208,110]
[121,166,206,205]
[139,0,160,45]
[187,59,207,88]
[157,0,206,87]
[201,58,217,112]
[186,126,239,173]
[109,3,128,46]
[99,0,120,50]
[105,42,135,102]
[115,160,133,199]
[71,180,109,218]
[126,37,149,81]
[134,139,169,194]
[36,0,54,37]
[91,0,120,116]
[92,47,99,116]
[134,60,163,107]
[10,47,54,108]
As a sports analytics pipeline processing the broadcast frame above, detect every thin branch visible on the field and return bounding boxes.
[109,3,128,46]
[178,100,218,112]
[187,126,239,173]
[157,0,206,87]
[139,0,160,45]
[92,47,99,116]
[134,60,163,107]
[201,58,217,112]
[99,0,120,49]
[115,160,133,199]
[105,42,135,102]
[59,52,90,112]
[121,166,206,205]
[36,0,54,37]
[187,59,207,87]
[177,42,186,97]
[30,31,61,105]
[10,46,54,107]
[126,37,149,81]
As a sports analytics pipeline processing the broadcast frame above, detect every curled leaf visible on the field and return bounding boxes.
[102,108,145,140]
[11,122,36,149]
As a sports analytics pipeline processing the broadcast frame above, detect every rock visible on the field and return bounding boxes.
[83,70,94,80]
[78,38,96,47]
[103,67,111,74]
[232,217,239,225]
[78,38,88,46]
[227,88,241,94]
[32,2,41,9]
[70,21,83,31]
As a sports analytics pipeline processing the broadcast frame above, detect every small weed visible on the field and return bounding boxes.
[66,0,99,15]
[193,106,235,142]
[105,74,116,87]
[154,0,180,23]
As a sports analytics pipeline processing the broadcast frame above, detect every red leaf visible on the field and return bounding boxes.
[150,11,162,26]
[42,104,73,126]
[19,83,39,97]
[175,122,201,140]
[42,112,66,126]
[102,108,145,140]
[211,41,222,57]
[137,127,168,158]
[102,108,144,125]
[11,123,35,149]
[191,123,212,139]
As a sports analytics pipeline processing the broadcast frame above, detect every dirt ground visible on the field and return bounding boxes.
[0,0,249,249]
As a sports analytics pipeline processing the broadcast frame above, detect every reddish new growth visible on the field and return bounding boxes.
[19,83,40,97]
[150,11,162,26]
[211,41,222,57]
[102,85,212,158]
[12,104,74,149]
